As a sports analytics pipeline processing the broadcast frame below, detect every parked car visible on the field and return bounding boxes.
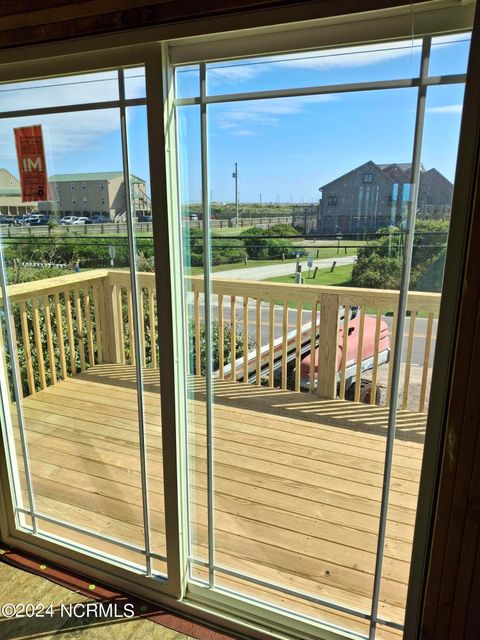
[137,214,152,222]
[13,214,31,226]
[72,217,89,224]
[190,214,198,222]
[59,216,78,225]
[0,215,15,225]
[85,214,111,224]
[29,215,51,226]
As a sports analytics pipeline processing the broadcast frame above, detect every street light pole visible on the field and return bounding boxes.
[232,162,239,224]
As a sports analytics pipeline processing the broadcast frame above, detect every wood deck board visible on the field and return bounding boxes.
[11,364,425,636]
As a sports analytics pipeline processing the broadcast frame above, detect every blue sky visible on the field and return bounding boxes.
[0,34,470,204]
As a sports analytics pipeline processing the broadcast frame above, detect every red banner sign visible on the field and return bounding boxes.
[14,125,48,202]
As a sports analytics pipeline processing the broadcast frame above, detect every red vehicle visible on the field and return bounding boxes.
[299,312,390,402]
[221,307,390,403]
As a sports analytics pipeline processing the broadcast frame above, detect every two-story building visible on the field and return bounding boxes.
[38,171,151,219]
[318,160,453,233]
[0,168,37,215]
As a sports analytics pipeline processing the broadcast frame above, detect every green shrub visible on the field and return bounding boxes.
[189,319,255,376]
[240,227,291,260]
[187,228,246,267]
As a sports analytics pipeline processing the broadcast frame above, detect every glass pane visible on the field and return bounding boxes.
[428,32,471,77]
[0,70,118,111]
[206,39,422,96]
[177,104,208,569]
[377,82,465,624]
[125,66,146,99]
[175,65,200,99]
[0,76,164,576]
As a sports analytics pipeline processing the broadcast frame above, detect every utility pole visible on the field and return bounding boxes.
[232,162,239,224]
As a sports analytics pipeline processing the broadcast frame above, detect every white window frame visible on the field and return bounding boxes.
[0,3,475,640]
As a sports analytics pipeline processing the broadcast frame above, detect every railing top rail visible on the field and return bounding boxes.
[184,275,441,311]
[3,269,109,303]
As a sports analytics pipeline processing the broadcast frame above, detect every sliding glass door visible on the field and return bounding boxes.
[0,21,473,640]
[175,33,471,640]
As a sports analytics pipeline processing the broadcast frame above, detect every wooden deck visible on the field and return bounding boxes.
[12,364,426,640]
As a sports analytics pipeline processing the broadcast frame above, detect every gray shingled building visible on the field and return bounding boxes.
[316,160,453,234]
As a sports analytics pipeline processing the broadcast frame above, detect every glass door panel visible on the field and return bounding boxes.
[177,33,470,639]
[0,67,167,578]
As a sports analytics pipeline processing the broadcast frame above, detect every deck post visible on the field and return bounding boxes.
[317,292,339,399]
[101,276,123,364]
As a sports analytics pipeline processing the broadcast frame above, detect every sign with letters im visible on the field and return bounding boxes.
[14,125,48,202]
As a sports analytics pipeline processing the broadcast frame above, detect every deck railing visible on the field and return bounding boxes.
[0,269,440,411]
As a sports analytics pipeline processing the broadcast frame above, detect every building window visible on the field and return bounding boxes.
[327,195,337,206]
[83,196,87,203]
[101,197,105,205]
[72,198,76,204]
[71,184,75,190]
[388,195,394,205]
[100,183,104,190]
[363,173,374,183]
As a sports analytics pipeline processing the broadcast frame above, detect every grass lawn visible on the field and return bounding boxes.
[266,263,354,287]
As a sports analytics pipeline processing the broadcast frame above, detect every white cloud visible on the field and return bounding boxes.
[426,104,463,114]
[0,69,146,167]
[214,94,336,135]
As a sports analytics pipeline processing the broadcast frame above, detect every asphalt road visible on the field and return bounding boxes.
[212,255,356,280]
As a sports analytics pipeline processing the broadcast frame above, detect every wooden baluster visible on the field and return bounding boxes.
[138,287,146,368]
[354,307,366,402]
[126,284,135,366]
[268,301,274,388]
[19,301,35,394]
[31,297,46,389]
[370,309,383,405]
[317,293,340,400]
[148,288,157,369]
[243,296,249,384]
[386,310,398,406]
[65,290,77,374]
[84,286,95,367]
[339,305,350,400]
[419,312,434,413]
[92,285,103,365]
[194,291,201,376]
[43,295,57,385]
[230,295,237,381]
[281,301,288,390]
[74,287,86,371]
[54,293,68,379]
[9,305,23,398]
[309,302,318,394]
[295,303,303,392]
[116,286,125,364]
[402,310,417,410]
[255,298,261,386]
[218,294,224,379]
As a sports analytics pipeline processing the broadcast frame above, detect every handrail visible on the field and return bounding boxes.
[1,269,440,412]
